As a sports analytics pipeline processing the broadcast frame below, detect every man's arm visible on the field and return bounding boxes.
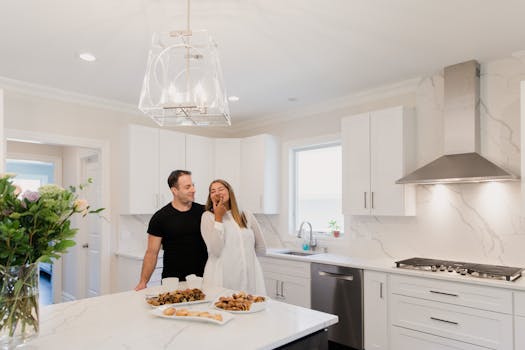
[134,234,162,291]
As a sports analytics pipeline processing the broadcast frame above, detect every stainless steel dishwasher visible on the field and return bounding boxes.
[311,263,363,350]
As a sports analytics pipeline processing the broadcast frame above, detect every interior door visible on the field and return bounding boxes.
[81,153,102,298]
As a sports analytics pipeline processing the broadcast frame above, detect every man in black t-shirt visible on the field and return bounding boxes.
[134,170,208,290]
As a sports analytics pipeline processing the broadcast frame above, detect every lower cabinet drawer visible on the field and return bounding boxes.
[390,294,512,350]
[391,326,490,350]
[390,274,512,313]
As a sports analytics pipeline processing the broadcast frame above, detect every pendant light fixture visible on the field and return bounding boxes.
[138,0,231,126]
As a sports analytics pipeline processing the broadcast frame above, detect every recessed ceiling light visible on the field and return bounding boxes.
[288,97,298,102]
[79,52,96,62]
[228,96,239,102]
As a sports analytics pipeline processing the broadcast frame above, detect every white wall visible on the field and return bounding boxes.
[7,140,63,158]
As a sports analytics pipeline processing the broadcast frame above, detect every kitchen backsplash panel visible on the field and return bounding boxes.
[333,57,525,267]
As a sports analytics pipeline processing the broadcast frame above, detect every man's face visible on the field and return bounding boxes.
[172,174,195,204]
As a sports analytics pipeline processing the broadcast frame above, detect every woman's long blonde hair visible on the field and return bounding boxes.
[205,179,247,228]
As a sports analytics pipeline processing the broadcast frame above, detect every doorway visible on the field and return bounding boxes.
[5,129,111,302]
[5,157,60,306]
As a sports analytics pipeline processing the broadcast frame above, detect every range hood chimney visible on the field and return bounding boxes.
[396,60,518,184]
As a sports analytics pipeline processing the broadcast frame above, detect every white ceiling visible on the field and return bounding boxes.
[2,0,525,126]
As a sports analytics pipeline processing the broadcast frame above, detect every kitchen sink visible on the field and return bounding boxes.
[278,250,320,257]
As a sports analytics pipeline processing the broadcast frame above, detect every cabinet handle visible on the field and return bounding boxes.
[430,317,459,325]
[280,281,284,298]
[364,192,367,209]
[318,271,354,281]
[371,192,374,209]
[275,280,280,297]
[430,290,458,297]
[379,282,383,299]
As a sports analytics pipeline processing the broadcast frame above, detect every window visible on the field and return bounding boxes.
[5,159,55,192]
[292,143,343,233]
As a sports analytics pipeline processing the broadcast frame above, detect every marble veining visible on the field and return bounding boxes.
[296,57,525,267]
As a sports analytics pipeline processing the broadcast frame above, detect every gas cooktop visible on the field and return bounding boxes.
[395,257,523,282]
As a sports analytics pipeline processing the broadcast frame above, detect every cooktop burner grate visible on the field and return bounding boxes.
[395,257,523,281]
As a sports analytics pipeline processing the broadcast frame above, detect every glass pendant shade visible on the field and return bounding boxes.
[139,30,231,126]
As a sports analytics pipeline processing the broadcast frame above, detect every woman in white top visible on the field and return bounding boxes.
[201,179,267,295]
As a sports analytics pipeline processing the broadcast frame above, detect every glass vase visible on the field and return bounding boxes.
[0,263,39,349]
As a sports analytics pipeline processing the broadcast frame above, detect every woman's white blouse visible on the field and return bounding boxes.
[201,210,267,295]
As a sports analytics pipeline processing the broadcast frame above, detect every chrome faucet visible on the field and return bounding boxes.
[297,221,317,251]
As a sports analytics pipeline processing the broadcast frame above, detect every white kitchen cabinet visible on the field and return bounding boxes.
[214,138,241,192]
[185,134,214,204]
[389,274,513,350]
[259,256,310,308]
[115,253,163,292]
[158,129,186,204]
[391,326,488,350]
[514,291,525,350]
[364,270,389,350]
[342,106,415,216]
[240,134,279,214]
[515,316,525,350]
[121,124,186,214]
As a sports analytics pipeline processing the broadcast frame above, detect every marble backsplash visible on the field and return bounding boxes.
[275,56,525,267]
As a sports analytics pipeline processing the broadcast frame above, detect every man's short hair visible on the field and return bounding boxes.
[167,170,191,189]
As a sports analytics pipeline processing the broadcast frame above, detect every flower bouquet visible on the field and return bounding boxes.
[0,174,103,348]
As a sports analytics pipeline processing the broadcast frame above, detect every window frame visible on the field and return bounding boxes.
[287,134,342,236]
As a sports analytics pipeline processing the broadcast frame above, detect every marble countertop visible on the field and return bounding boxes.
[31,285,337,350]
[265,249,525,292]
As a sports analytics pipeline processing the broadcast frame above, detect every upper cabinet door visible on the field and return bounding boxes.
[240,134,279,214]
[121,124,160,214]
[342,112,371,215]
[159,130,186,206]
[185,134,214,205]
[214,138,241,193]
[371,106,415,216]
[342,106,415,216]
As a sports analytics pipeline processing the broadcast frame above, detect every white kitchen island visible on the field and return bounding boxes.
[30,286,337,350]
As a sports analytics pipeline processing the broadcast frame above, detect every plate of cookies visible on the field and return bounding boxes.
[151,305,233,325]
[145,288,211,307]
[212,291,267,314]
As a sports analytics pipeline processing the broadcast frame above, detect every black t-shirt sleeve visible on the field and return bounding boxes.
[147,210,164,237]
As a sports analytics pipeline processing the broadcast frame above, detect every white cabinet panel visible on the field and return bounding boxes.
[514,291,525,316]
[390,274,513,314]
[342,113,370,215]
[240,134,279,214]
[515,316,525,350]
[121,125,160,214]
[391,294,512,350]
[214,138,241,192]
[159,129,186,205]
[342,106,415,216]
[186,134,214,204]
[364,270,388,350]
[121,125,186,214]
[116,255,163,292]
[259,257,310,308]
[391,326,488,350]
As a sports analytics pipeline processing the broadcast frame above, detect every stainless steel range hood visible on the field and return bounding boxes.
[396,60,518,184]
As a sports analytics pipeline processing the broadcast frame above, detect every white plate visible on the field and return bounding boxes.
[151,305,233,325]
[212,295,268,314]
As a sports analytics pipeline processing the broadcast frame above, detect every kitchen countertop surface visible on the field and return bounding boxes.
[31,284,337,350]
[265,249,525,292]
